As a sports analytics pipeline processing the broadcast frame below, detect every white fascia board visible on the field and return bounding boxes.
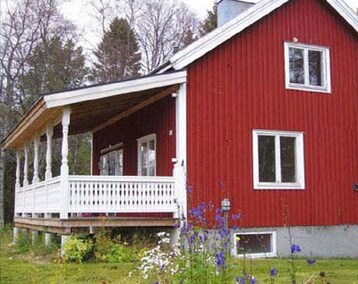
[169,0,357,70]
[170,0,289,70]
[326,0,358,32]
[44,71,187,108]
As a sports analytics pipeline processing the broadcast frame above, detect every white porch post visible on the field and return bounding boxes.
[23,145,29,187]
[15,151,21,189]
[32,135,40,184]
[60,107,71,219]
[14,151,21,219]
[45,125,53,180]
[173,83,187,221]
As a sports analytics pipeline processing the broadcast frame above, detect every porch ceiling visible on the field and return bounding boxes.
[2,71,186,149]
[52,85,178,138]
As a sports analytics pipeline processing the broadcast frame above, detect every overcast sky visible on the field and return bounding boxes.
[58,0,357,52]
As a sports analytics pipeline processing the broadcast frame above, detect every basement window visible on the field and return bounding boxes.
[235,231,277,258]
[284,42,331,93]
[253,130,305,189]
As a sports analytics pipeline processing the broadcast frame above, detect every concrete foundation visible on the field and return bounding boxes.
[45,232,52,246]
[230,225,358,258]
[61,235,70,256]
[13,227,19,244]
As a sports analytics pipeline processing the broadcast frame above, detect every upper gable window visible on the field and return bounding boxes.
[284,42,331,93]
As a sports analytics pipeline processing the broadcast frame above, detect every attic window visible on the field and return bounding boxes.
[284,42,331,93]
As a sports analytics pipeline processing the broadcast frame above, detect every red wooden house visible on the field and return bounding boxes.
[3,0,358,257]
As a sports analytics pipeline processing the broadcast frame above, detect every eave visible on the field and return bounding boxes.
[159,0,357,72]
[3,70,187,150]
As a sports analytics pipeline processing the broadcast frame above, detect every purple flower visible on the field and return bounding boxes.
[231,213,241,220]
[249,275,257,284]
[216,251,226,267]
[291,244,301,253]
[235,276,245,284]
[270,267,278,277]
[189,235,195,245]
[307,259,316,265]
[187,185,193,193]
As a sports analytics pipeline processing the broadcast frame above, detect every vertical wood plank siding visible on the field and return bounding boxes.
[187,0,358,227]
[92,95,176,177]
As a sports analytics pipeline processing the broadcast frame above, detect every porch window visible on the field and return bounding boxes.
[137,134,156,176]
[284,42,331,93]
[99,143,123,176]
[253,130,305,189]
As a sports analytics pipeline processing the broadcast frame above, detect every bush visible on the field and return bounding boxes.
[15,229,32,253]
[94,229,137,263]
[63,235,93,263]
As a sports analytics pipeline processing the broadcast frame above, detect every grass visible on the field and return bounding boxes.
[1,227,358,283]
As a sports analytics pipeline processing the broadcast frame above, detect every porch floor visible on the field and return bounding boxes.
[14,216,177,234]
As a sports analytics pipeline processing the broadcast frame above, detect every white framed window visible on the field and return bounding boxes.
[284,42,331,93]
[234,231,277,258]
[253,130,305,189]
[137,133,156,176]
[99,143,123,176]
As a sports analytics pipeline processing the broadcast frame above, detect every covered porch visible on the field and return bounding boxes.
[3,71,187,234]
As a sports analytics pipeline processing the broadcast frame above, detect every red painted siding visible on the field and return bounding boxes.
[187,0,358,228]
[92,95,176,177]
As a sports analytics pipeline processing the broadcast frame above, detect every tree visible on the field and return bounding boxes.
[19,36,87,110]
[200,4,218,36]
[91,17,141,83]
[133,0,199,72]
[0,0,83,224]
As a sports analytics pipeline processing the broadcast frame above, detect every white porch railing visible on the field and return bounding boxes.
[15,177,62,215]
[15,175,177,218]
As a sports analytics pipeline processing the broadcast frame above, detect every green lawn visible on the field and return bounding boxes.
[1,228,357,283]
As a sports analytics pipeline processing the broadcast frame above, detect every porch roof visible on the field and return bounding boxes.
[3,70,187,150]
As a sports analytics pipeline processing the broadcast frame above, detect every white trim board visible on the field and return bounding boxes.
[162,0,357,71]
[44,71,187,108]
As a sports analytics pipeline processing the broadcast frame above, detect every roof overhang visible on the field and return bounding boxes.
[3,70,187,150]
[157,0,358,72]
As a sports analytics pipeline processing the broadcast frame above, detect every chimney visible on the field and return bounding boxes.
[217,0,257,26]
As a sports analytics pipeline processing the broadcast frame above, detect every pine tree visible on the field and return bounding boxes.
[19,36,87,110]
[91,17,141,83]
[200,4,218,36]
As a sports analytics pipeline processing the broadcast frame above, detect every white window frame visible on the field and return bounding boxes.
[137,133,156,176]
[253,130,305,190]
[284,42,331,93]
[233,231,277,258]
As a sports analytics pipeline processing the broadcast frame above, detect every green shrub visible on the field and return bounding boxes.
[15,229,32,253]
[94,229,137,263]
[63,235,93,263]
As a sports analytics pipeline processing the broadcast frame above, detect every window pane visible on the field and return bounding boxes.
[309,50,322,86]
[280,137,296,182]
[289,48,304,84]
[258,136,276,182]
[149,139,155,150]
[237,234,272,254]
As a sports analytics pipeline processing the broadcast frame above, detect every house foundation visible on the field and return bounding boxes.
[229,225,358,258]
